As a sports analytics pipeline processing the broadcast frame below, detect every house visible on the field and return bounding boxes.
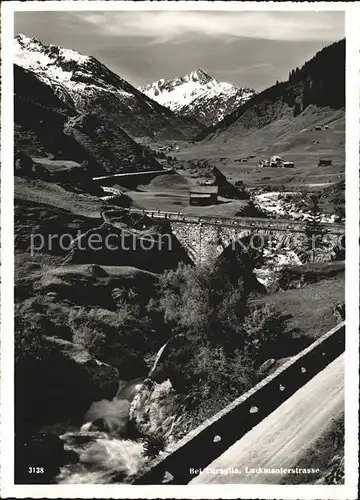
[318,159,332,166]
[259,157,294,168]
[189,185,219,206]
[270,155,282,164]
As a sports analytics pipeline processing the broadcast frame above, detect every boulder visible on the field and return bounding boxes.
[105,350,149,381]
[14,150,51,181]
[15,151,34,176]
[129,379,178,441]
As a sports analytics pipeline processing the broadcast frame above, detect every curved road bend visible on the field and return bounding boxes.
[190,353,344,484]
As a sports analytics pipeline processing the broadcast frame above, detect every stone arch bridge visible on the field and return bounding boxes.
[129,209,345,265]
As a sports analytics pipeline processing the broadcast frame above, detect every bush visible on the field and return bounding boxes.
[150,263,286,404]
[70,305,152,378]
[242,304,287,363]
[142,434,167,459]
[15,315,55,366]
[151,262,248,345]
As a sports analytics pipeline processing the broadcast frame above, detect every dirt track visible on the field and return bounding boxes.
[190,354,344,484]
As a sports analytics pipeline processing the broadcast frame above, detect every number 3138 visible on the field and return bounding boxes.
[28,466,44,474]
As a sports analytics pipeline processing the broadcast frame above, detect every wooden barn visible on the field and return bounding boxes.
[189,185,219,206]
[318,159,332,167]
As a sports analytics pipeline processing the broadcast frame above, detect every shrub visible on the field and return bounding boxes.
[151,262,249,345]
[150,263,286,405]
[15,315,54,366]
[242,304,286,363]
[70,305,152,377]
[71,305,149,346]
[142,434,167,459]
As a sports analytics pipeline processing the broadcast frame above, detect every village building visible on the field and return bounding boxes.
[318,159,332,166]
[189,185,219,206]
[258,157,295,168]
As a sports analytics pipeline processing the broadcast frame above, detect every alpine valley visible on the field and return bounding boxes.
[13,31,345,488]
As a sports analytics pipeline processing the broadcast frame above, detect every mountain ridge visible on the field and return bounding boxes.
[14,34,204,141]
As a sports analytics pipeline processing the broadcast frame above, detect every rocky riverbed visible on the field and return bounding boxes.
[253,191,342,223]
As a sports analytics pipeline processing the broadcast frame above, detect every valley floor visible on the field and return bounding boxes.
[172,107,345,192]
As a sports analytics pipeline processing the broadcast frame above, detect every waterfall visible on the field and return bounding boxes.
[148,338,172,378]
[57,340,178,484]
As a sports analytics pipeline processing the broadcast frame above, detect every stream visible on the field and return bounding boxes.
[56,341,176,484]
[254,191,341,223]
[57,378,146,484]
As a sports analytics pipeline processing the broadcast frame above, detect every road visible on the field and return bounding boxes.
[93,169,170,181]
[190,353,344,484]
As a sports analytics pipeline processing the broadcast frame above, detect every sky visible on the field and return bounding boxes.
[14,11,344,91]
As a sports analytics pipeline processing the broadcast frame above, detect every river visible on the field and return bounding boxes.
[56,341,176,484]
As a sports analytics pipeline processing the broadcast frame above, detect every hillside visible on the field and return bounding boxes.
[15,64,163,176]
[140,68,254,126]
[199,39,345,140]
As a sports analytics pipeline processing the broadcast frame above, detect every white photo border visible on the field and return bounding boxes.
[1,2,358,498]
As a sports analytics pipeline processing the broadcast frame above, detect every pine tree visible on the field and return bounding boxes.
[304,194,326,262]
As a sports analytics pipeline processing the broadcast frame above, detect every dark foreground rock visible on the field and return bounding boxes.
[64,210,192,273]
[15,432,78,484]
[15,336,119,432]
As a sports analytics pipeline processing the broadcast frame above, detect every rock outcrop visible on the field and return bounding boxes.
[277,261,345,291]
[129,379,178,444]
[64,210,192,273]
[15,335,119,431]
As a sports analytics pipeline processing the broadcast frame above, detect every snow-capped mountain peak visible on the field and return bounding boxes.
[14,34,203,140]
[15,33,91,70]
[139,70,255,126]
[185,68,213,84]
[14,33,148,110]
